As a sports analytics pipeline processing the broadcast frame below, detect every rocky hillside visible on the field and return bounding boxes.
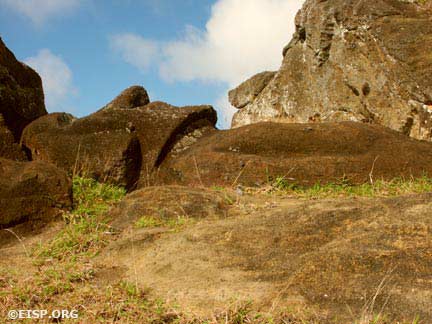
[1,14,432,323]
[230,0,432,141]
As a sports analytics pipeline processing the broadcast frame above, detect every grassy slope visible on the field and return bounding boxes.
[1,177,430,323]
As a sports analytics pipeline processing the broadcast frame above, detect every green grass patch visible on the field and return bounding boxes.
[271,176,432,198]
[32,177,126,262]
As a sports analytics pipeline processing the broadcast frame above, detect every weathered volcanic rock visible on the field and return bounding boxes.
[96,101,217,178]
[22,89,218,189]
[228,71,276,109]
[231,0,432,141]
[0,158,72,227]
[0,113,26,160]
[101,85,150,110]
[21,112,142,190]
[159,121,432,187]
[0,37,46,140]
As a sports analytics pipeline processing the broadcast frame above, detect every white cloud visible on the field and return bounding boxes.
[160,0,304,86]
[25,49,76,112]
[215,93,237,129]
[0,0,81,25]
[111,0,304,127]
[110,34,159,72]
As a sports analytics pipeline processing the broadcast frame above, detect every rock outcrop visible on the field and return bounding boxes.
[159,121,432,187]
[22,89,218,189]
[0,158,72,227]
[228,71,276,109]
[231,0,432,141]
[21,112,143,190]
[0,37,46,141]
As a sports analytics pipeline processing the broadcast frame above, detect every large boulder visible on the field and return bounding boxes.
[21,112,142,190]
[95,101,217,178]
[22,89,218,189]
[158,121,432,187]
[0,37,46,141]
[0,158,72,227]
[231,0,432,141]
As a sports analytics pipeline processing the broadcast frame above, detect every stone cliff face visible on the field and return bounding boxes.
[230,0,432,141]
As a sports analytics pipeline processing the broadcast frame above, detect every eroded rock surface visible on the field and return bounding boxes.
[21,112,142,190]
[231,0,432,141]
[159,121,432,187]
[228,71,276,109]
[0,37,46,141]
[22,89,218,189]
[0,158,72,227]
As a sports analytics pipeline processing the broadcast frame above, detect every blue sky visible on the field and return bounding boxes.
[0,0,302,128]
